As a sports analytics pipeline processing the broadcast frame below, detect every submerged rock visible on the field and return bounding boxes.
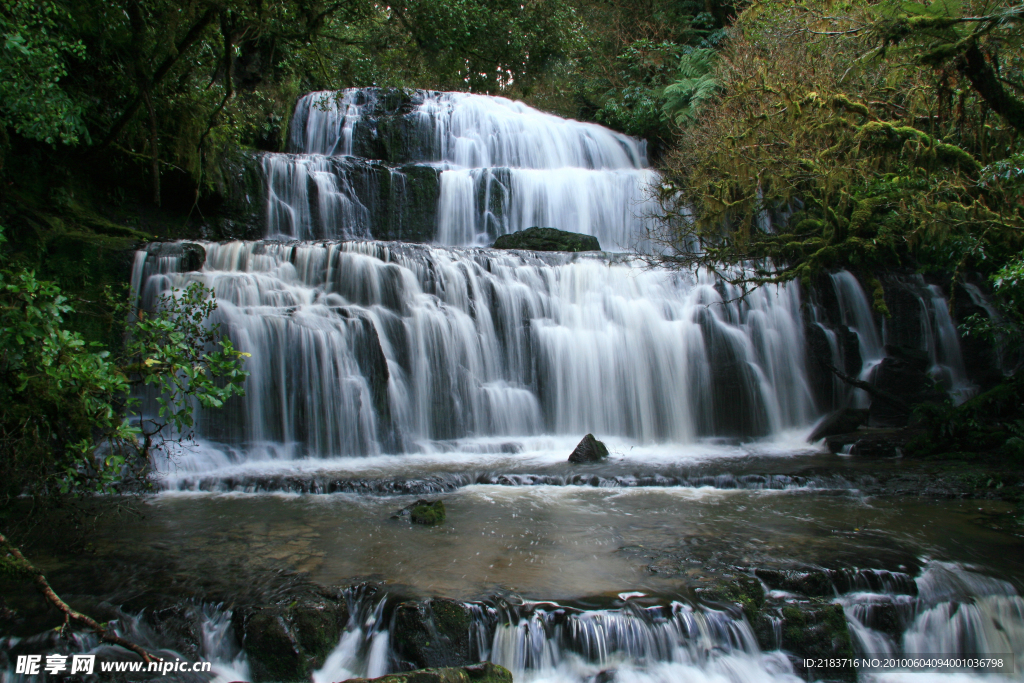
[807,408,869,443]
[340,662,512,683]
[568,434,609,463]
[492,227,601,252]
[392,499,447,525]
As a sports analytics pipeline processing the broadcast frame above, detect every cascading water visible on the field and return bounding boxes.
[261,88,657,250]
[135,240,816,467]
[0,604,250,683]
[133,87,981,470]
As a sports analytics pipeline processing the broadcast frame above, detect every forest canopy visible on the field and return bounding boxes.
[647,0,1024,316]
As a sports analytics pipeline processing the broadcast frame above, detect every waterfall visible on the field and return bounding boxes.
[313,588,391,683]
[838,561,1024,677]
[260,88,657,250]
[825,272,975,408]
[0,604,250,683]
[135,240,816,465]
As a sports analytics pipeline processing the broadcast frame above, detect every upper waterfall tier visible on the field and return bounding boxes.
[258,88,658,249]
[288,89,648,169]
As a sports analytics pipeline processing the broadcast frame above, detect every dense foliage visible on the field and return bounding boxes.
[0,237,247,509]
[648,0,1024,317]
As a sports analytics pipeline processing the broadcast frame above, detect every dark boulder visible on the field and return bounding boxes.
[233,597,349,681]
[807,408,869,443]
[825,427,922,457]
[492,227,601,252]
[696,574,766,621]
[779,602,856,682]
[391,599,473,670]
[568,434,609,463]
[340,662,512,683]
[753,568,838,597]
[146,242,206,272]
[869,345,941,428]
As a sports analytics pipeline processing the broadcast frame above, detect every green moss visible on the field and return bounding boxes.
[701,575,766,620]
[430,598,470,637]
[411,501,446,526]
[492,227,601,252]
[781,602,856,682]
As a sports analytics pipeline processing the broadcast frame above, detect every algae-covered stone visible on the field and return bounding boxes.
[780,601,856,682]
[492,227,601,252]
[145,241,207,272]
[340,662,512,683]
[235,597,349,682]
[411,500,446,526]
[568,434,609,463]
[754,568,835,597]
[697,575,766,621]
[391,598,472,669]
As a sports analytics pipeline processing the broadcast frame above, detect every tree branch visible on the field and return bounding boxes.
[101,7,218,148]
[0,532,161,663]
[823,362,909,409]
[959,42,1024,133]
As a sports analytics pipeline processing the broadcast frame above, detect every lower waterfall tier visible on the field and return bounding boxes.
[135,240,817,460]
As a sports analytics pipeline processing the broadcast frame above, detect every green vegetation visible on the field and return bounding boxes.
[648,0,1024,304]
[0,234,247,512]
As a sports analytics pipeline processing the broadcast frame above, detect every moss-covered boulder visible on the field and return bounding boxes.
[234,597,349,682]
[754,568,835,597]
[391,599,472,670]
[780,601,856,682]
[568,434,609,463]
[697,575,766,621]
[340,662,512,683]
[492,227,601,252]
[145,241,206,272]
[410,500,446,526]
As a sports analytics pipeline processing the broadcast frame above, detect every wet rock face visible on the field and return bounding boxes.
[145,242,206,272]
[391,599,473,670]
[696,574,766,620]
[781,602,856,682]
[233,597,349,682]
[755,568,836,597]
[340,662,513,683]
[869,345,942,428]
[492,227,601,252]
[807,408,869,442]
[568,433,610,463]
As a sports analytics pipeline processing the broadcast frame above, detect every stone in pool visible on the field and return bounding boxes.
[568,434,609,463]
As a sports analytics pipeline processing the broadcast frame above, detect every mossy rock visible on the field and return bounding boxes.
[411,501,446,526]
[754,568,835,597]
[568,434,609,463]
[697,575,766,621]
[492,227,601,252]
[341,662,512,683]
[392,599,472,669]
[235,598,348,682]
[780,601,856,682]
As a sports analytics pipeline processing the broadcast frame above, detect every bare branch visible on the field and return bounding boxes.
[0,532,161,664]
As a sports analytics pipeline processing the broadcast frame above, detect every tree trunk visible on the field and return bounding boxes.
[144,90,160,207]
